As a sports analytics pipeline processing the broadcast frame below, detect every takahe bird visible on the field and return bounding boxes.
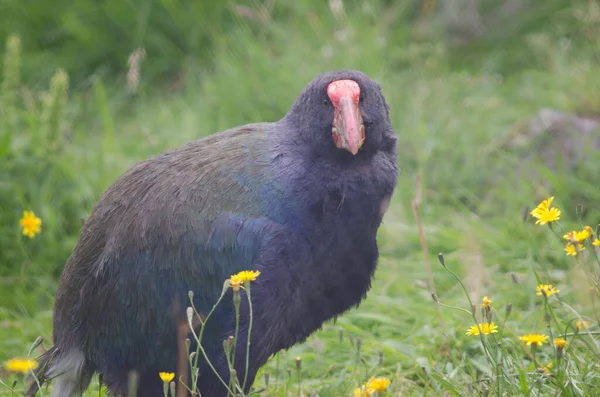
[28,70,398,397]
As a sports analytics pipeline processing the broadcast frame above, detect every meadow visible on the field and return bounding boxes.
[1,1,600,395]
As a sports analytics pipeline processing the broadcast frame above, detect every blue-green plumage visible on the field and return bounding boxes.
[28,70,398,397]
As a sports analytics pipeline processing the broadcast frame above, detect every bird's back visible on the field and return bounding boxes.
[52,123,281,372]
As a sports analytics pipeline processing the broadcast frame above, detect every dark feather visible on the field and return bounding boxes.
[28,70,398,397]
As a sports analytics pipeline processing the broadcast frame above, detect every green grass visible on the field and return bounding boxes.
[2,1,600,396]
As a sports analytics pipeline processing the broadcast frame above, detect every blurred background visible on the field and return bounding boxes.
[1,0,600,395]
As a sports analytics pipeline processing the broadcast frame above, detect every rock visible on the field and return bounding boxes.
[505,108,600,170]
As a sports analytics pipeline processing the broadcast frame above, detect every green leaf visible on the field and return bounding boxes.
[518,368,529,394]
[430,372,464,397]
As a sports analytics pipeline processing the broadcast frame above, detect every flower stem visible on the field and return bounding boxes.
[188,283,234,395]
[242,282,254,391]
[232,290,241,370]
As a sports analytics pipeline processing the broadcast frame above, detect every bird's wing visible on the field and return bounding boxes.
[54,124,286,352]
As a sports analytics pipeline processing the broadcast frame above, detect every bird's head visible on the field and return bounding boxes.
[285,70,396,158]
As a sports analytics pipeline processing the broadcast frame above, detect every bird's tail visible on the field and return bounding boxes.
[26,346,92,397]
[26,345,57,396]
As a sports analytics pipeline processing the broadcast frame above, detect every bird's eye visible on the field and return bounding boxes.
[323,98,331,106]
[359,93,365,104]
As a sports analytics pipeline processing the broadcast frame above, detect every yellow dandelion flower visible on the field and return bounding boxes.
[535,207,561,225]
[563,231,577,242]
[519,334,549,346]
[530,197,553,217]
[542,362,553,376]
[466,322,499,336]
[536,284,559,297]
[593,239,600,246]
[554,338,568,351]
[159,372,175,383]
[230,270,260,283]
[228,270,261,291]
[530,197,561,225]
[366,377,391,391]
[19,210,42,238]
[353,377,390,397]
[481,296,493,308]
[354,386,371,397]
[229,278,243,292]
[5,358,38,373]
[565,243,584,256]
[563,227,592,243]
[575,320,589,331]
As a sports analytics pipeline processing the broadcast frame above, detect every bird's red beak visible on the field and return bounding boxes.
[327,80,364,155]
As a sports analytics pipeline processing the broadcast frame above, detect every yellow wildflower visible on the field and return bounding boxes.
[354,386,371,397]
[466,322,499,336]
[593,239,600,246]
[229,270,261,291]
[554,338,568,351]
[5,358,38,373]
[575,320,589,331]
[231,270,260,283]
[563,227,592,243]
[542,362,553,376]
[519,334,549,346]
[536,284,559,297]
[19,210,42,238]
[481,296,493,308]
[159,372,175,383]
[366,377,391,391]
[353,377,390,397]
[565,243,584,256]
[563,231,577,242]
[229,278,243,292]
[530,197,561,225]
